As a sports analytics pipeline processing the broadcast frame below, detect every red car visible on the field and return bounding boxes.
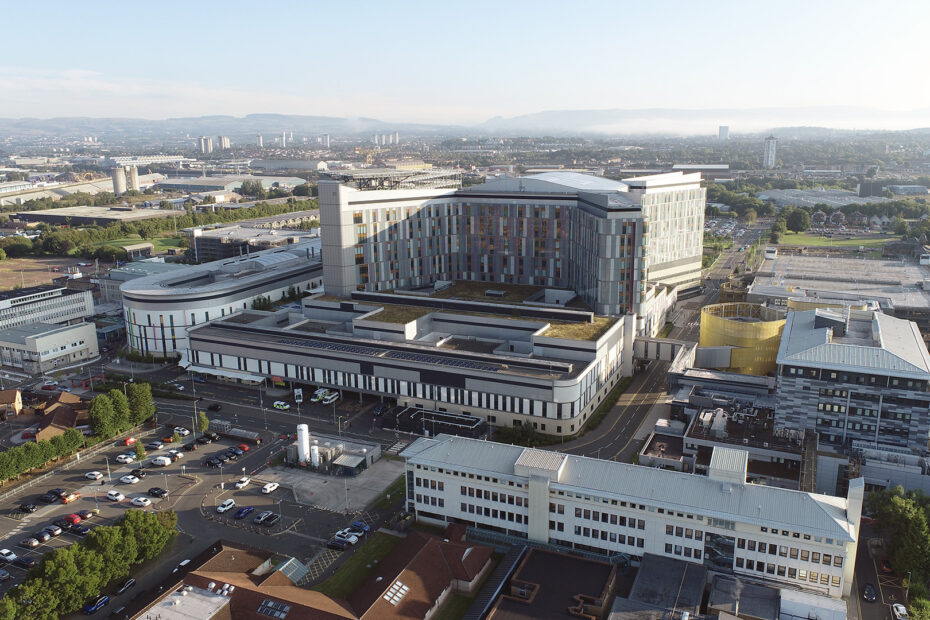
[123,437,137,446]
[881,559,894,574]
[239,444,250,452]
[64,514,82,525]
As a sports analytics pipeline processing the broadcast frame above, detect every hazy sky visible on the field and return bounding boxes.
[2,0,928,124]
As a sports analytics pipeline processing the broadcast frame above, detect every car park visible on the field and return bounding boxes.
[18,503,37,513]
[116,578,136,595]
[62,492,80,504]
[234,477,250,489]
[252,510,273,525]
[239,444,250,452]
[322,392,339,405]
[261,482,279,494]
[229,446,244,456]
[234,506,254,519]
[881,559,894,574]
[19,538,39,549]
[217,452,230,463]
[65,513,82,525]
[131,497,151,507]
[33,531,51,543]
[216,499,235,513]
[223,449,238,461]
[115,454,135,464]
[77,510,94,520]
[42,525,62,537]
[262,513,280,527]
[83,595,110,614]
[119,475,139,485]
[167,449,183,459]
[272,401,290,410]
[148,487,168,498]
[122,437,137,446]
[70,524,90,536]
[85,471,103,480]
[174,427,191,436]
[106,490,125,502]
[0,549,17,562]
[196,436,212,445]
[894,604,908,620]
[13,556,36,569]
[146,441,164,451]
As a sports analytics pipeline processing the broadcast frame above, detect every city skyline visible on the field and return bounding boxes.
[2,0,928,132]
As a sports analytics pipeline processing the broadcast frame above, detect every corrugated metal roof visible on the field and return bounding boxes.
[709,447,748,474]
[515,448,565,472]
[405,435,854,541]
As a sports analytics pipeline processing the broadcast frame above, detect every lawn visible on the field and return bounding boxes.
[86,234,182,252]
[434,594,474,620]
[368,474,406,510]
[312,532,404,598]
[778,232,891,248]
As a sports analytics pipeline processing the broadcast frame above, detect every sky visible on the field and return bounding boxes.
[2,0,928,126]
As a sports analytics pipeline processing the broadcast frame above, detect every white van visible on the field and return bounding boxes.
[151,456,172,467]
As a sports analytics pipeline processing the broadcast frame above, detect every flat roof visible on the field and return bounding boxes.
[403,435,857,541]
[0,284,67,302]
[629,554,706,617]
[0,321,91,344]
[17,205,175,221]
[194,226,316,242]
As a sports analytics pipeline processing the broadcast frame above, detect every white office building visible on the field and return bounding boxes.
[0,286,95,330]
[402,435,863,599]
[120,240,323,356]
[0,322,99,375]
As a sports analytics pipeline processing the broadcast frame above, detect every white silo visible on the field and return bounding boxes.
[111,167,127,195]
[297,424,310,463]
[310,444,321,467]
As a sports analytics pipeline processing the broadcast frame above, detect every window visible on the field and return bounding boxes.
[746,560,755,571]
[810,572,818,583]
[736,558,744,568]
[790,548,798,559]
[666,525,674,535]
[758,543,766,554]
[823,554,831,565]
[665,543,673,554]
[800,550,809,561]
[777,565,786,577]
[831,576,841,587]
[834,556,843,567]
[812,552,820,563]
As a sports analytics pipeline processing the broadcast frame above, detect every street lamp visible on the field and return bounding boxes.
[906,570,912,603]
[163,471,169,494]
[219,463,224,490]
[105,457,111,483]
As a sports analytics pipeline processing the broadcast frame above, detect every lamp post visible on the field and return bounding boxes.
[906,570,912,603]
[163,471,168,495]
[105,457,111,483]
[219,463,224,490]
[344,477,349,516]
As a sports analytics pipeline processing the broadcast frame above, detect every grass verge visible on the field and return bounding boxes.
[434,594,474,620]
[659,322,674,338]
[313,532,404,598]
[369,474,406,510]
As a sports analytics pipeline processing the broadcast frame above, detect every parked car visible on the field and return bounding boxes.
[217,452,230,463]
[18,503,37,513]
[229,446,244,456]
[350,520,371,534]
[146,441,164,451]
[216,499,236,513]
[39,491,59,504]
[70,524,90,536]
[64,513,82,525]
[312,389,329,403]
[206,432,221,441]
[204,457,221,468]
[83,595,110,614]
[196,436,212,445]
[272,401,290,410]
[0,549,17,562]
[234,477,250,489]
[334,529,359,545]
[105,490,125,502]
[0,569,10,581]
[115,578,136,595]
[76,510,94,520]
[19,538,39,549]
[122,437,137,446]
[262,513,281,527]
[234,506,254,520]
[50,488,66,498]
[262,482,280,494]
[894,604,908,620]
[85,471,103,480]
[131,497,151,507]
[183,443,198,452]
[238,444,250,452]
[148,487,168,498]
[42,525,62,537]
[33,531,51,543]
[115,454,135,464]
[172,559,191,573]
[208,403,222,411]
[54,518,72,530]
[326,538,347,551]
[13,556,36,569]
[252,510,273,525]
[119,475,139,485]
[151,456,172,467]
[373,404,387,417]
[881,559,894,574]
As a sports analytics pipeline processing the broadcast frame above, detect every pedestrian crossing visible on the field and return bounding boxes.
[385,440,409,455]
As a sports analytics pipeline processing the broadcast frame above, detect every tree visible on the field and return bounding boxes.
[127,383,155,425]
[172,431,182,444]
[0,248,6,261]
[785,209,811,233]
[108,389,131,433]
[251,295,273,311]
[121,510,173,560]
[293,183,313,197]
[88,394,116,438]
[741,208,757,224]
[894,216,910,236]
[86,524,138,584]
[134,441,146,461]
[196,410,210,433]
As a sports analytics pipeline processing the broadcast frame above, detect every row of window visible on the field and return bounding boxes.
[573,524,646,548]
[736,558,840,588]
[665,525,705,541]
[460,502,525,524]
[664,543,704,560]
[415,494,444,508]
[737,539,843,567]
[461,485,527,507]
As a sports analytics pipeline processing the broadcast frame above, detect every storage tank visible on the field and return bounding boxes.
[297,424,310,463]
[310,444,320,467]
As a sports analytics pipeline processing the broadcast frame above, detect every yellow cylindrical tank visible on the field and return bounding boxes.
[699,303,786,375]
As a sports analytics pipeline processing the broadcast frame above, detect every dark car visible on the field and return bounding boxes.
[217,452,230,463]
[234,506,254,520]
[50,488,66,498]
[76,510,94,521]
[326,538,348,551]
[130,468,147,479]
[183,443,198,452]
[373,404,387,417]
[208,403,222,411]
[148,487,168,498]
[18,503,37,513]
[53,518,72,530]
[70,524,90,536]
[223,450,237,461]
[115,577,136,595]
[863,583,877,602]
[83,595,110,614]
[262,513,281,527]
[109,606,126,618]
[39,491,59,504]
[252,510,273,525]
[204,458,220,468]
[196,436,212,445]
[13,556,36,569]
[33,531,51,543]
[206,432,221,441]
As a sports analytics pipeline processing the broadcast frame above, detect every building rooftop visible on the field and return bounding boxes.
[628,554,706,618]
[0,321,89,345]
[16,205,176,222]
[776,309,930,379]
[193,225,316,243]
[402,435,857,541]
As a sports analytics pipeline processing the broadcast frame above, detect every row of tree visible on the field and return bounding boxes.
[0,198,318,260]
[88,384,156,440]
[0,428,85,486]
[0,509,178,619]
